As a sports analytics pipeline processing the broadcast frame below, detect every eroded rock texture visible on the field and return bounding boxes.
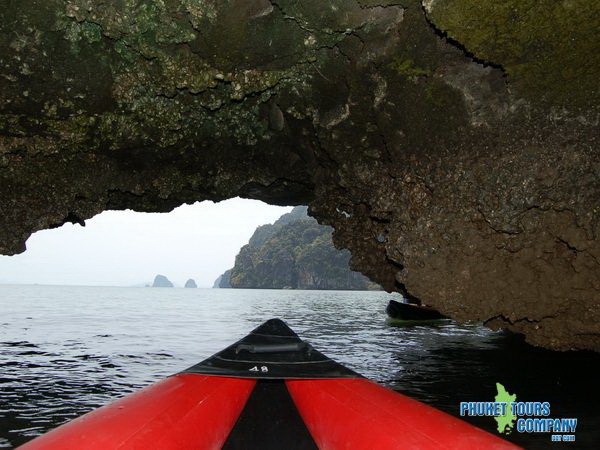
[1,1,598,350]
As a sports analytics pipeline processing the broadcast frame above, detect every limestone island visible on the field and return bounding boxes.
[215,206,380,290]
[184,279,197,288]
[152,275,174,288]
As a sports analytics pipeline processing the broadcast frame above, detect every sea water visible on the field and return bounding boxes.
[1,285,598,448]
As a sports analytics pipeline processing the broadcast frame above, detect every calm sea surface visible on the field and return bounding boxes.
[1,285,598,449]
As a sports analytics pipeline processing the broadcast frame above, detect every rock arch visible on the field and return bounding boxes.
[1,0,598,350]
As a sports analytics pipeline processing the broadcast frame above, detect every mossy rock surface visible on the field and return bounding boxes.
[425,0,600,108]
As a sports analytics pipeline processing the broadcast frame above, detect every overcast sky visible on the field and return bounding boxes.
[0,198,291,288]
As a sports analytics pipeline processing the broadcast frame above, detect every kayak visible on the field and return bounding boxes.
[386,299,449,322]
[20,319,516,449]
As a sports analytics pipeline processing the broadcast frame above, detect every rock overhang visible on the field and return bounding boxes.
[1,0,598,351]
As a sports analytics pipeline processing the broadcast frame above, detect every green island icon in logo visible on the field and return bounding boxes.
[495,383,517,434]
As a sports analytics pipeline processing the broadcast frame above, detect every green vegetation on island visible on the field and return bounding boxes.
[215,207,379,291]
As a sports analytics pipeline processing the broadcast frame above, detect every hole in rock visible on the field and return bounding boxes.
[0,198,290,288]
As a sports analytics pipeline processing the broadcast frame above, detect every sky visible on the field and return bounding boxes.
[0,198,291,288]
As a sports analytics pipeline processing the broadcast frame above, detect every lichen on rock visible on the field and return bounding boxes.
[423,0,600,109]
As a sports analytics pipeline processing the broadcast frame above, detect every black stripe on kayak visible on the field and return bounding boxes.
[181,319,362,379]
[222,380,317,450]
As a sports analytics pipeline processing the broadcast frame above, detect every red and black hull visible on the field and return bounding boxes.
[20,319,517,449]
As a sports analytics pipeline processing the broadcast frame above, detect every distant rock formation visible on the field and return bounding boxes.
[215,206,379,290]
[184,279,197,288]
[152,275,173,288]
[213,269,232,288]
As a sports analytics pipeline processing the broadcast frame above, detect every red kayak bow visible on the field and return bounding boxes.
[20,319,518,449]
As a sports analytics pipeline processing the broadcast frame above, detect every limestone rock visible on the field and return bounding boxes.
[227,207,379,290]
[152,275,174,288]
[214,270,232,289]
[184,279,197,288]
[0,0,598,350]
